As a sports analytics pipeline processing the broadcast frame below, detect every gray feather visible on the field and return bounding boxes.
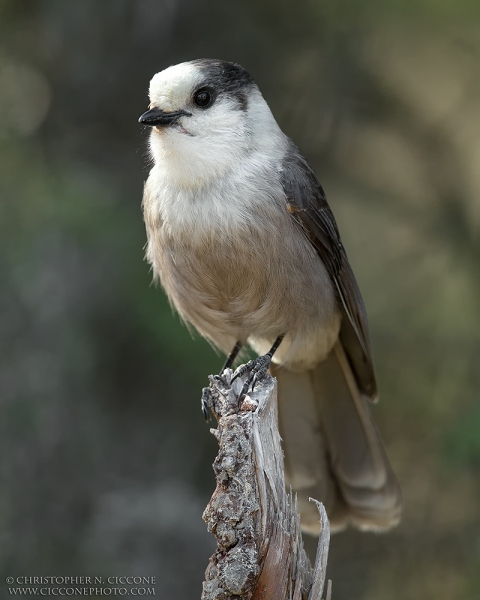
[273,343,401,533]
[279,140,377,399]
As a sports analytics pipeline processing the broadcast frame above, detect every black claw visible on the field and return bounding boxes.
[213,373,227,385]
[231,359,254,383]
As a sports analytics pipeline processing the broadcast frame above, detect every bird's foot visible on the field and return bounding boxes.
[201,386,213,421]
[231,354,272,399]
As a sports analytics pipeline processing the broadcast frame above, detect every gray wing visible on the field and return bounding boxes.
[279,140,377,400]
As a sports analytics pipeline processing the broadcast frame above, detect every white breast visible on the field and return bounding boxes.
[147,145,287,241]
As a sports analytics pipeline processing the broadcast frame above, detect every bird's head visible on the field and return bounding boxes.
[139,59,281,188]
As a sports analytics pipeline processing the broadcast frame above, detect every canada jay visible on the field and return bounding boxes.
[139,59,401,534]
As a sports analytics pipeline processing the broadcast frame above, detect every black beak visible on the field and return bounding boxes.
[138,108,191,126]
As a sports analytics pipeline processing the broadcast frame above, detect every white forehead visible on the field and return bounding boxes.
[149,62,203,107]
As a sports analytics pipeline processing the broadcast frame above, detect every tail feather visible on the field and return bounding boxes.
[272,342,401,534]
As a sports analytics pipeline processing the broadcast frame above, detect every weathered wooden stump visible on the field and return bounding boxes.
[202,370,332,600]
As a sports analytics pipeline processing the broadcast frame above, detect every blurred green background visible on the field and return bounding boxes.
[1,1,480,598]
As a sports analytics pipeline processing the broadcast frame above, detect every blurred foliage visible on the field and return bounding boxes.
[0,1,480,599]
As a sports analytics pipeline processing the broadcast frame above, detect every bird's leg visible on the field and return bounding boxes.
[201,340,243,421]
[220,340,243,373]
[232,335,284,399]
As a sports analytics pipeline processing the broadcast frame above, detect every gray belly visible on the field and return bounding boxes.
[151,210,341,368]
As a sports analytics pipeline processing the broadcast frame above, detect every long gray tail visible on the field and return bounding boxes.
[271,342,402,534]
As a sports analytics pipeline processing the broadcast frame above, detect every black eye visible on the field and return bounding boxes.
[194,90,213,108]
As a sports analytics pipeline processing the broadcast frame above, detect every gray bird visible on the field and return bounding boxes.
[139,59,401,534]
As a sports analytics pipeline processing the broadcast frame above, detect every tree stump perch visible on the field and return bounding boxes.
[202,370,332,600]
